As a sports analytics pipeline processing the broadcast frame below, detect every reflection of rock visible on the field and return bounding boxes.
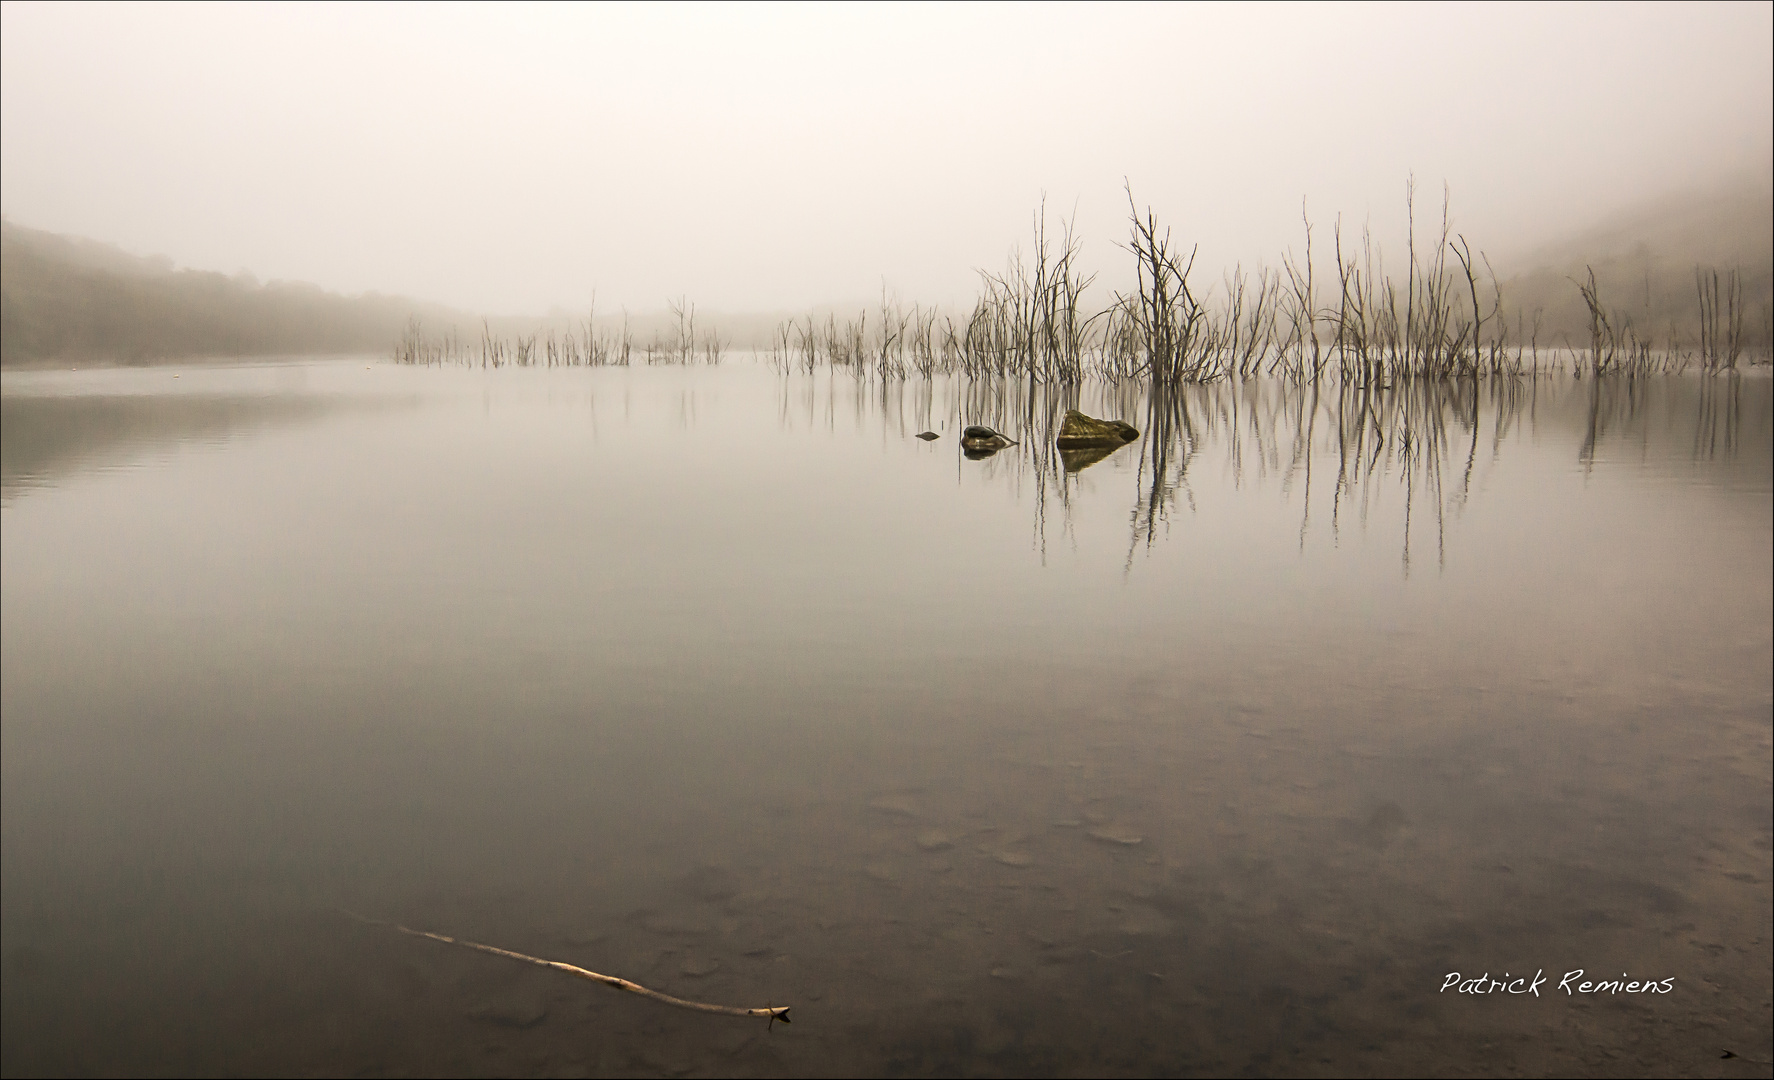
[1059,444,1122,473]
[961,425,1016,457]
[1056,410,1139,449]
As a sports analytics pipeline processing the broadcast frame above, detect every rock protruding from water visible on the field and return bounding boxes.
[961,425,1016,458]
[915,431,940,441]
[1055,410,1139,449]
[962,425,1014,448]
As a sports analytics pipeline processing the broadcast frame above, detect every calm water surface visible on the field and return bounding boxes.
[2,359,1769,1077]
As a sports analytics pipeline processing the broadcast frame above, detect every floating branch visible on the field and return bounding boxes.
[344,911,790,1024]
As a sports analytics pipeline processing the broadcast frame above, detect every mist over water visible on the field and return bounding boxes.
[2,359,1768,1075]
[4,5,1770,314]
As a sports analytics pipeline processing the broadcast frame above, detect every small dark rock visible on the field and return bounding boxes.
[915,431,940,441]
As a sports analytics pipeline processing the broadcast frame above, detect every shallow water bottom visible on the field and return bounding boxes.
[5,654,1768,1077]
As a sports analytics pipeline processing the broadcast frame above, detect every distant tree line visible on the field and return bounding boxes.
[0,219,452,364]
[1495,176,1772,354]
[1500,252,1771,356]
[7,170,1767,370]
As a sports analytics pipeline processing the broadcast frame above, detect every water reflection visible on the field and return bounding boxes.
[785,370,1771,571]
[3,361,1768,1077]
[1580,368,1756,465]
[0,385,419,502]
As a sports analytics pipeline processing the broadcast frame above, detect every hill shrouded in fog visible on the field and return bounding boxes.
[0,218,793,366]
[0,218,466,365]
[1496,172,1772,351]
[4,169,1769,367]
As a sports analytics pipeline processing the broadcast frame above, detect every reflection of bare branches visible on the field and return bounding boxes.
[1291,380,1323,552]
[1134,379,1485,571]
[773,369,1767,576]
[1694,373,1742,460]
[1126,384,1200,562]
[1579,376,1651,470]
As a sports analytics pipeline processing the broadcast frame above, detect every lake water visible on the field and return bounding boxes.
[2,359,1769,1077]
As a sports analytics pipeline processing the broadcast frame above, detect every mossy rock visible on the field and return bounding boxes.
[1055,410,1139,449]
[960,425,1015,452]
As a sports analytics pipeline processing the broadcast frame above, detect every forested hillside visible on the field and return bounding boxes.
[0,220,458,365]
[1496,172,1772,352]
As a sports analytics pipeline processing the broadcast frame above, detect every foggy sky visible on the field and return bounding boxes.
[3,2,1770,316]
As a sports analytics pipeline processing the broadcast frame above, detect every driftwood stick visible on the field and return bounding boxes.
[343,910,790,1024]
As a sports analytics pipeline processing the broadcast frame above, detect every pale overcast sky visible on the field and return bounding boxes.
[2,2,1769,314]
